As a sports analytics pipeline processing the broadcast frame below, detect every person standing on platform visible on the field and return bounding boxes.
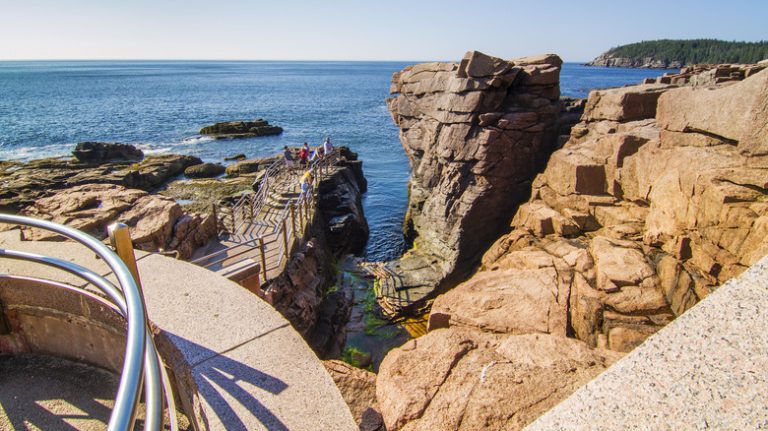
[283,145,295,169]
[299,142,310,167]
[323,136,334,156]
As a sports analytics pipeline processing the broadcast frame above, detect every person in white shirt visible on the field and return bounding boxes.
[323,137,334,155]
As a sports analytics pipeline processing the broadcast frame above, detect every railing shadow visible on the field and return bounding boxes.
[165,329,290,431]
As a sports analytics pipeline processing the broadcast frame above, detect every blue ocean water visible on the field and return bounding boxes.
[0,61,668,260]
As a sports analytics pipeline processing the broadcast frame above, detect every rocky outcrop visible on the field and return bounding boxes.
[376,328,619,431]
[225,155,280,177]
[260,152,368,346]
[432,66,768,353]
[318,158,369,256]
[183,162,225,178]
[587,53,682,69]
[20,184,215,259]
[324,360,385,431]
[643,63,767,86]
[72,142,144,163]
[199,119,283,139]
[382,51,564,314]
[0,153,201,213]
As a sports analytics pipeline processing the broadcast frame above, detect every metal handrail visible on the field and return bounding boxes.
[199,149,339,284]
[0,214,167,431]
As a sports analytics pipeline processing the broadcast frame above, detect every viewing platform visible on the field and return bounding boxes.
[0,216,357,430]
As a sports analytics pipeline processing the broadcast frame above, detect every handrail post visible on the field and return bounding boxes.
[259,237,268,282]
[290,202,297,234]
[249,195,254,221]
[282,219,289,258]
[108,223,142,289]
[211,204,218,233]
[298,199,304,231]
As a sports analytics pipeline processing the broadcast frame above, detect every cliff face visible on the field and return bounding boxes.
[383,51,564,314]
[376,65,768,430]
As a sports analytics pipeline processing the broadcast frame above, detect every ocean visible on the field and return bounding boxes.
[0,61,668,261]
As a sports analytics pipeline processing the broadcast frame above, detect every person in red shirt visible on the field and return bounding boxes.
[299,142,310,167]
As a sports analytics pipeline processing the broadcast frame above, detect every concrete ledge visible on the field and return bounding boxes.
[0,229,356,430]
[526,255,768,430]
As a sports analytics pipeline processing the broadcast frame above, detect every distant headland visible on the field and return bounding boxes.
[587,39,768,68]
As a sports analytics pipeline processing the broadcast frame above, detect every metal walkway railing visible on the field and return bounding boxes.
[0,214,175,431]
[192,151,340,286]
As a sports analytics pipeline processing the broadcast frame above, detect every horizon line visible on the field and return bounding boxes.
[0,57,591,64]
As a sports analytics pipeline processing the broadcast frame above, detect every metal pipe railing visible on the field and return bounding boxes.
[197,149,340,285]
[0,214,169,431]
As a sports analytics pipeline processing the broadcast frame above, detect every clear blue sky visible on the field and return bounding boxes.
[1,0,766,62]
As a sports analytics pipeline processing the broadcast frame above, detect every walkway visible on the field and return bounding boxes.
[191,153,338,286]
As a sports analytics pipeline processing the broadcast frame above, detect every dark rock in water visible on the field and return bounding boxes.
[72,142,144,163]
[318,166,369,256]
[184,162,225,178]
[224,153,247,161]
[199,119,283,139]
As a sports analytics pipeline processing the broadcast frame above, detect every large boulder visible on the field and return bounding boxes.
[376,328,619,431]
[72,142,144,163]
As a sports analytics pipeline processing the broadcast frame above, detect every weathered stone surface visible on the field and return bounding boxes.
[435,61,768,358]
[72,142,143,163]
[376,328,619,431]
[225,156,278,178]
[199,119,283,138]
[19,184,214,259]
[0,153,201,213]
[582,84,672,122]
[429,266,568,336]
[382,51,563,314]
[323,360,383,430]
[183,162,225,178]
[657,68,768,155]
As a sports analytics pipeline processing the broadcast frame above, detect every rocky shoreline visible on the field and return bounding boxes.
[332,54,768,431]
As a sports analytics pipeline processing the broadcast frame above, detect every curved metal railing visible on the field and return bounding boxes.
[0,214,173,431]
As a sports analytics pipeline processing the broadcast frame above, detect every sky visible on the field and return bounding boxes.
[1,0,766,62]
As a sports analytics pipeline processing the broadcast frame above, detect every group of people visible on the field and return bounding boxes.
[280,137,335,196]
[283,137,334,169]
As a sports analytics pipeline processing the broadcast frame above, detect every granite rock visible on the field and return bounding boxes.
[382,50,563,315]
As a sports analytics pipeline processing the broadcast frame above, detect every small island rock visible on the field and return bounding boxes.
[199,119,283,139]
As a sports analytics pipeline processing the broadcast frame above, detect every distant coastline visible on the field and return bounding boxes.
[587,39,768,69]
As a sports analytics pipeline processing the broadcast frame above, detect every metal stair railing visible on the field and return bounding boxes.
[0,214,175,431]
[193,150,336,285]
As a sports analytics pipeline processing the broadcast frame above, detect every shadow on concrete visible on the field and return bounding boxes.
[170,326,291,431]
[0,354,118,431]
